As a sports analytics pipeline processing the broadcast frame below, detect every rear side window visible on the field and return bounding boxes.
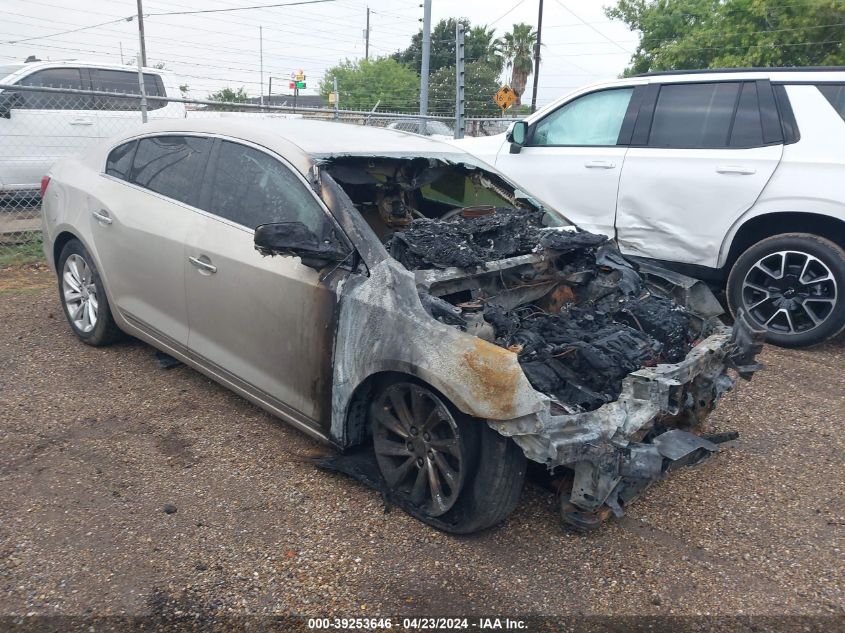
[106,141,136,180]
[206,140,326,233]
[649,82,741,149]
[129,136,211,206]
[531,88,633,146]
[817,84,845,122]
[729,82,764,147]
[15,68,88,110]
[91,69,166,111]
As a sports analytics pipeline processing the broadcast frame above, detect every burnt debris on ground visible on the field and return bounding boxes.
[394,207,695,411]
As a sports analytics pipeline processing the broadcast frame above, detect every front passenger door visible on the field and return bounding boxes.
[493,87,636,238]
[184,139,348,433]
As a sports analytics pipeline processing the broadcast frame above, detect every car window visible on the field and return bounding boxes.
[649,82,741,149]
[817,84,845,123]
[206,140,327,234]
[729,82,764,147]
[129,136,211,206]
[530,88,633,146]
[91,69,166,111]
[105,140,137,180]
[15,68,88,110]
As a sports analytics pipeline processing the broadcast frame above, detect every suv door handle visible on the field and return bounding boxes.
[91,210,112,225]
[188,256,217,274]
[716,165,756,175]
[584,160,616,169]
[70,118,93,126]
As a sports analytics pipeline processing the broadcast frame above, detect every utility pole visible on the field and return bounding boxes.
[419,0,431,135]
[119,41,124,64]
[364,7,370,61]
[333,76,339,119]
[135,0,147,67]
[259,26,264,107]
[135,53,148,123]
[530,0,543,113]
[454,22,465,139]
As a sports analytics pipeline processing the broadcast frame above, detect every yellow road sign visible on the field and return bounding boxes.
[494,85,518,110]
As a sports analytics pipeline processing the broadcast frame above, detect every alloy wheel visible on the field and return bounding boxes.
[62,253,99,333]
[372,384,466,517]
[741,250,837,335]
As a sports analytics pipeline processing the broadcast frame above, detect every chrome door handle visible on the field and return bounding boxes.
[584,160,616,169]
[188,256,217,274]
[70,118,93,126]
[91,210,112,225]
[716,165,756,175]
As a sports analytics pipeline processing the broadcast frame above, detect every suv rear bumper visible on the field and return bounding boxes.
[488,312,765,526]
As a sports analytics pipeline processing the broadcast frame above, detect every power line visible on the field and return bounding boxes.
[145,0,338,17]
[0,17,129,45]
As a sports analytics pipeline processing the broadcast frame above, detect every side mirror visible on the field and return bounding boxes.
[506,120,528,154]
[0,91,21,119]
[254,221,351,271]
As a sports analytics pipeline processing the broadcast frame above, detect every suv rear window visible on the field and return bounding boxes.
[91,69,166,111]
[817,84,845,123]
[649,82,742,149]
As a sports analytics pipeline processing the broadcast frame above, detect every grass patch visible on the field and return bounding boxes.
[0,236,45,269]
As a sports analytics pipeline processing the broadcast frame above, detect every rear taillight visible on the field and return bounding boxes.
[40,175,50,198]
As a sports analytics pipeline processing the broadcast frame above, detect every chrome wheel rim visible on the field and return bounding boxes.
[742,250,837,335]
[372,384,465,517]
[62,254,98,333]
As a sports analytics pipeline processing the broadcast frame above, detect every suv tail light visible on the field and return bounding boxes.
[40,175,50,198]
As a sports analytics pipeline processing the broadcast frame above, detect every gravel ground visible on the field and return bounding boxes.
[1,264,843,623]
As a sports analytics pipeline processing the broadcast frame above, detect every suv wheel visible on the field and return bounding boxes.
[727,233,845,347]
[371,381,526,534]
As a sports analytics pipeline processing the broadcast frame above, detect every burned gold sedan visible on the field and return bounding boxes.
[41,119,764,533]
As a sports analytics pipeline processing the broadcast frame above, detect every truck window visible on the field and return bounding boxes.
[91,69,166,111]
[649,82,741,149]
[15,68,89,110]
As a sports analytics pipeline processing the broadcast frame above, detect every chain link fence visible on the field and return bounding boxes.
[0,84,522,262]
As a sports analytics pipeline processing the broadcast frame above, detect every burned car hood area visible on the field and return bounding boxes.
[317,154,765,530]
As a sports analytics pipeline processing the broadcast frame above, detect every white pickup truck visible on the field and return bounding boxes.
[0,60,191,198]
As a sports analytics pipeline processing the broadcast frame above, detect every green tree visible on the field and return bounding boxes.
[392,19,504,75]
[500,23,537,105]
[606,0,845,76]
[427,61,502,116]
[319,57,419,111]
[207,87,249,103]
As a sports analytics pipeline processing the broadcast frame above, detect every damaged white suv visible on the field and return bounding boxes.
[41,119,764,532]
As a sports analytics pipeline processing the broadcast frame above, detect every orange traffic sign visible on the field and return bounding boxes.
[494,85,518,110]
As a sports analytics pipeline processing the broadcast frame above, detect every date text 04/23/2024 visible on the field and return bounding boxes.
[307,617,527,629]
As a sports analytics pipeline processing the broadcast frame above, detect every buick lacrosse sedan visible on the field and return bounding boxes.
[41,119,764,532]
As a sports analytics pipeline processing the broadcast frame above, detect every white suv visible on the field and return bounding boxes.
[457,68,845,347]
[0,60,184,198]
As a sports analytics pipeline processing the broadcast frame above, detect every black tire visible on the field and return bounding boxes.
[370,381,526,534]
[727,233,845,347]
[57,238,123,346]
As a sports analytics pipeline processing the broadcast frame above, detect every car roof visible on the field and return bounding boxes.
[636,66,845,77]
[117,118,482,168]
[1,59,170,78]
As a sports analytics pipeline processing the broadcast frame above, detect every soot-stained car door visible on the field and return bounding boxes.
[183,138,346,437]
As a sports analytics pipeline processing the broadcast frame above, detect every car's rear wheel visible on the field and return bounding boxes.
[57,239,123,346]
[727,233,845,347]
[371,381,526,534]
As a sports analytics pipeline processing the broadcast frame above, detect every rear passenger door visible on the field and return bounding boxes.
[184,139,347,433]
[3,67,97,189]
[92,135,212,349]
[615,80,783,267]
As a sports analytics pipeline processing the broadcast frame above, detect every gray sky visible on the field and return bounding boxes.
[0,0,637,108]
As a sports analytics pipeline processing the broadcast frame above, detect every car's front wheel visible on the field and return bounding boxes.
[727,233,845,347]
[370,381,526,534]
[57,239,123,346]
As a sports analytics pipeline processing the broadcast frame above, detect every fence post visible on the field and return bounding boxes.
[135,53,148,123]
[454,23,465,139]
[333,77,339,120]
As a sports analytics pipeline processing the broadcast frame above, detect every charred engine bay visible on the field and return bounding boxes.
[327,157,698,412]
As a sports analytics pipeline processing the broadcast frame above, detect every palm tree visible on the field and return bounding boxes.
[500,23,537,105]
[467,25,504,74]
